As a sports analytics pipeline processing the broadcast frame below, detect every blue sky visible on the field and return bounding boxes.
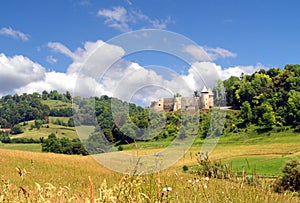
[0,0,299,103]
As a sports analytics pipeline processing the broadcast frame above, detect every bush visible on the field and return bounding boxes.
[11,124,23,135]
[274,159,300,193]
[182,165,189,172]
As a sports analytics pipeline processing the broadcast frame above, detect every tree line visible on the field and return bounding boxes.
[223,64,300,129]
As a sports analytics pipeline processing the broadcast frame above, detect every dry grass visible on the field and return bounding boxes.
[1,148,300,202]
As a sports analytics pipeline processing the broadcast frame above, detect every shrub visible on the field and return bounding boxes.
[182,165,189,172]
[274,159,300,193]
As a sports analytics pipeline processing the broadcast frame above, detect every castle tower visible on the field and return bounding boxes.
[200,86,210,109]
[173,96,182,111]
[208,88,214,108]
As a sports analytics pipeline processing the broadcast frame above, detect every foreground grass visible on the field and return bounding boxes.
[1,149,299,202]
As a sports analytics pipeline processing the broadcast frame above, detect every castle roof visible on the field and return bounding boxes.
[201,86,208,93]
[208,88,213,95]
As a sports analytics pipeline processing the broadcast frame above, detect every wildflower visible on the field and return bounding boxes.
[167,187,172,191]
[204,177,209,181]
[162,187,167,192]
[203,184,208,189]
[188,179,192,183]
[195,179,200,183]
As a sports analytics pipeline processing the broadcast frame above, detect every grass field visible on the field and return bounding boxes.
[0,148,299,202]
[41,99,72,109]
[0,143,41,152]
[1,124,300,202]
[12,117,94,140]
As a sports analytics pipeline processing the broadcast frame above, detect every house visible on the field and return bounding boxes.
[0,128,12,134]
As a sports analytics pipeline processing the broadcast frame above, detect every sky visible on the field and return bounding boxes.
[0,0,299,104]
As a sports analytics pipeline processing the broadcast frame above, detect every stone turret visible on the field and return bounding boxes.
[200,86,210,109]
[208,88,214,108]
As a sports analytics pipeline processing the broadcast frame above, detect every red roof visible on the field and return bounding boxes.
[0,128,11,133]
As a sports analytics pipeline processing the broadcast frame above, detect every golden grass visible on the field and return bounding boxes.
[1,148,300,202]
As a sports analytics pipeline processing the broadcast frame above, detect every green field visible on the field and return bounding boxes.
[12,117,95,140]
[0,143,41,152]
[41,99,72,109]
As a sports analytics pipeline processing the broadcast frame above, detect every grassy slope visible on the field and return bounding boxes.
[12,117,94,141]
[121,127,300,177]
[41,99,72,109]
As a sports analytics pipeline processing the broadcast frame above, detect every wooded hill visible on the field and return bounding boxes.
[0,64,299,154]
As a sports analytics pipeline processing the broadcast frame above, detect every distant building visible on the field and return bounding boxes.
[0,128,11,134]
[151,86,214,112]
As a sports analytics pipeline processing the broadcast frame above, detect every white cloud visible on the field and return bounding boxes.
[0,53,45,93]
[97,6,172,32]
[97,6,130,32]
[183,45,211,61]
[48,42,79,60]
[2,39,265,106]
[184,45,236,61]
[15,72,111,97]
[0,27,29,41]
[48,40,126,78]
[205,47,237,60]
[46,56,57,64]
[216,63,266,80]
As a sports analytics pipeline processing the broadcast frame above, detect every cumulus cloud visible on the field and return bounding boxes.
[184,45,236,61]
[97,6,172,32]
[1,39,264,106]
[48,40,126,78]
[0,27,29,41]
[0,53,45,93]
[15,71,111,98]
[216,63,266,80]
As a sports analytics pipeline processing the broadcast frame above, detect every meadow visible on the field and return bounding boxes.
[11,117,94,140]
[1,129,300,202]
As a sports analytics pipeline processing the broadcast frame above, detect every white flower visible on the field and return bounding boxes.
[195,179,200,183]
[203,184,208,189]
[188,179,192,183]
[167,187,172,191]
[162,187,167,192]
[205,177,209,181]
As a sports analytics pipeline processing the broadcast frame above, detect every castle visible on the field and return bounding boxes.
[151,86,214,112]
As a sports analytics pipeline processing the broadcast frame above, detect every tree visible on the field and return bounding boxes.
[193,90,199,97]
[34,119,44,130]
[67,117,75,127]
[240,101,252,124]
[223,76,240,107]
[274,159,300,193]
[11,124,23,135]
[42,90,48,100]
[260,102,276,129]
[174,93,182,98]
[65,91,72,101]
